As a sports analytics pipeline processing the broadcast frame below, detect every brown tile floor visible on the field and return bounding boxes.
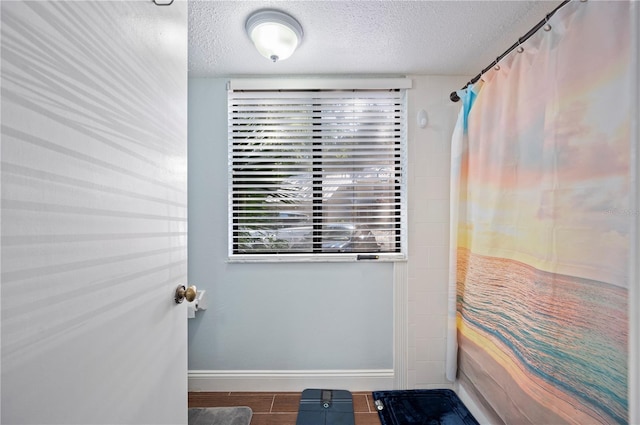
[188,392,382,425]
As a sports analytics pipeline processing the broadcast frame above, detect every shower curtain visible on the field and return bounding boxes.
[447,1,636,424]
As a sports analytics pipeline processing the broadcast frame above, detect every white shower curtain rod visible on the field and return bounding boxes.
[449,0,571,103]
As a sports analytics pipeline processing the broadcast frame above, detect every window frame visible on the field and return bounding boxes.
[227,78,410,263]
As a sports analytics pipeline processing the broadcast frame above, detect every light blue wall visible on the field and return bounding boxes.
[187,78,393,370]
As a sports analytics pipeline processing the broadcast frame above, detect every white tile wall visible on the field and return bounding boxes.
[405,75,468,389]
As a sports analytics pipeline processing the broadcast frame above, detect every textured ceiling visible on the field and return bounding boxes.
[188,0,563,78]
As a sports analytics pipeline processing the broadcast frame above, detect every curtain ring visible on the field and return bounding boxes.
[543,16,552,31]
[494,57,501,71]
[516,40,524,54]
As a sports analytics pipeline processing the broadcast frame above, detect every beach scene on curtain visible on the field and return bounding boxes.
[453,2,632,424]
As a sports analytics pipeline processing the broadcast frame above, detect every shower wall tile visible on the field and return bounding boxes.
[415,360,446,384]
[425,199,449,222]
[405,75,468,389]
[426,246,450,269]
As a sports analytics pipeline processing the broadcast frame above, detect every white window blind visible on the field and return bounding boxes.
[228,84,407,260]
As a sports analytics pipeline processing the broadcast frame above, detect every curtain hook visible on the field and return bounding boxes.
[516,39,524,54]
[494,57,501,71]
[543,15,552,31]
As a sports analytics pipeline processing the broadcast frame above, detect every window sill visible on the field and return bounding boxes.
[227,253,407,264]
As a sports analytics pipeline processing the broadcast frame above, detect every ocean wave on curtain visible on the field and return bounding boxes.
[448,1,635,424]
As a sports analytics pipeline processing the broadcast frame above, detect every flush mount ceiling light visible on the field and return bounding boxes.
[245,9,303,63]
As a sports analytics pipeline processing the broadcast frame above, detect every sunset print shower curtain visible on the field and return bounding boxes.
[450,1,634,424]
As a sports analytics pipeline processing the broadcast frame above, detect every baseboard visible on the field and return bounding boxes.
[188,369,395,392]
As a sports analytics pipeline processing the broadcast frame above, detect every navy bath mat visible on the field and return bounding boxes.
[371,389,479,425]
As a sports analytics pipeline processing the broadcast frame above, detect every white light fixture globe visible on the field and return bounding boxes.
[246,10,303,62]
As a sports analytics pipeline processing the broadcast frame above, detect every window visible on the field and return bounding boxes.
[228,79,408,261]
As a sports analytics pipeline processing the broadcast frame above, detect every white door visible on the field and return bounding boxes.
[1,1,188,424]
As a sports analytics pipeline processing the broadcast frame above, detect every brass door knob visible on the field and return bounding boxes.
[175,284,197,304]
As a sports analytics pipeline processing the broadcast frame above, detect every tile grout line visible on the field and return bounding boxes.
[269,394,276,413]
